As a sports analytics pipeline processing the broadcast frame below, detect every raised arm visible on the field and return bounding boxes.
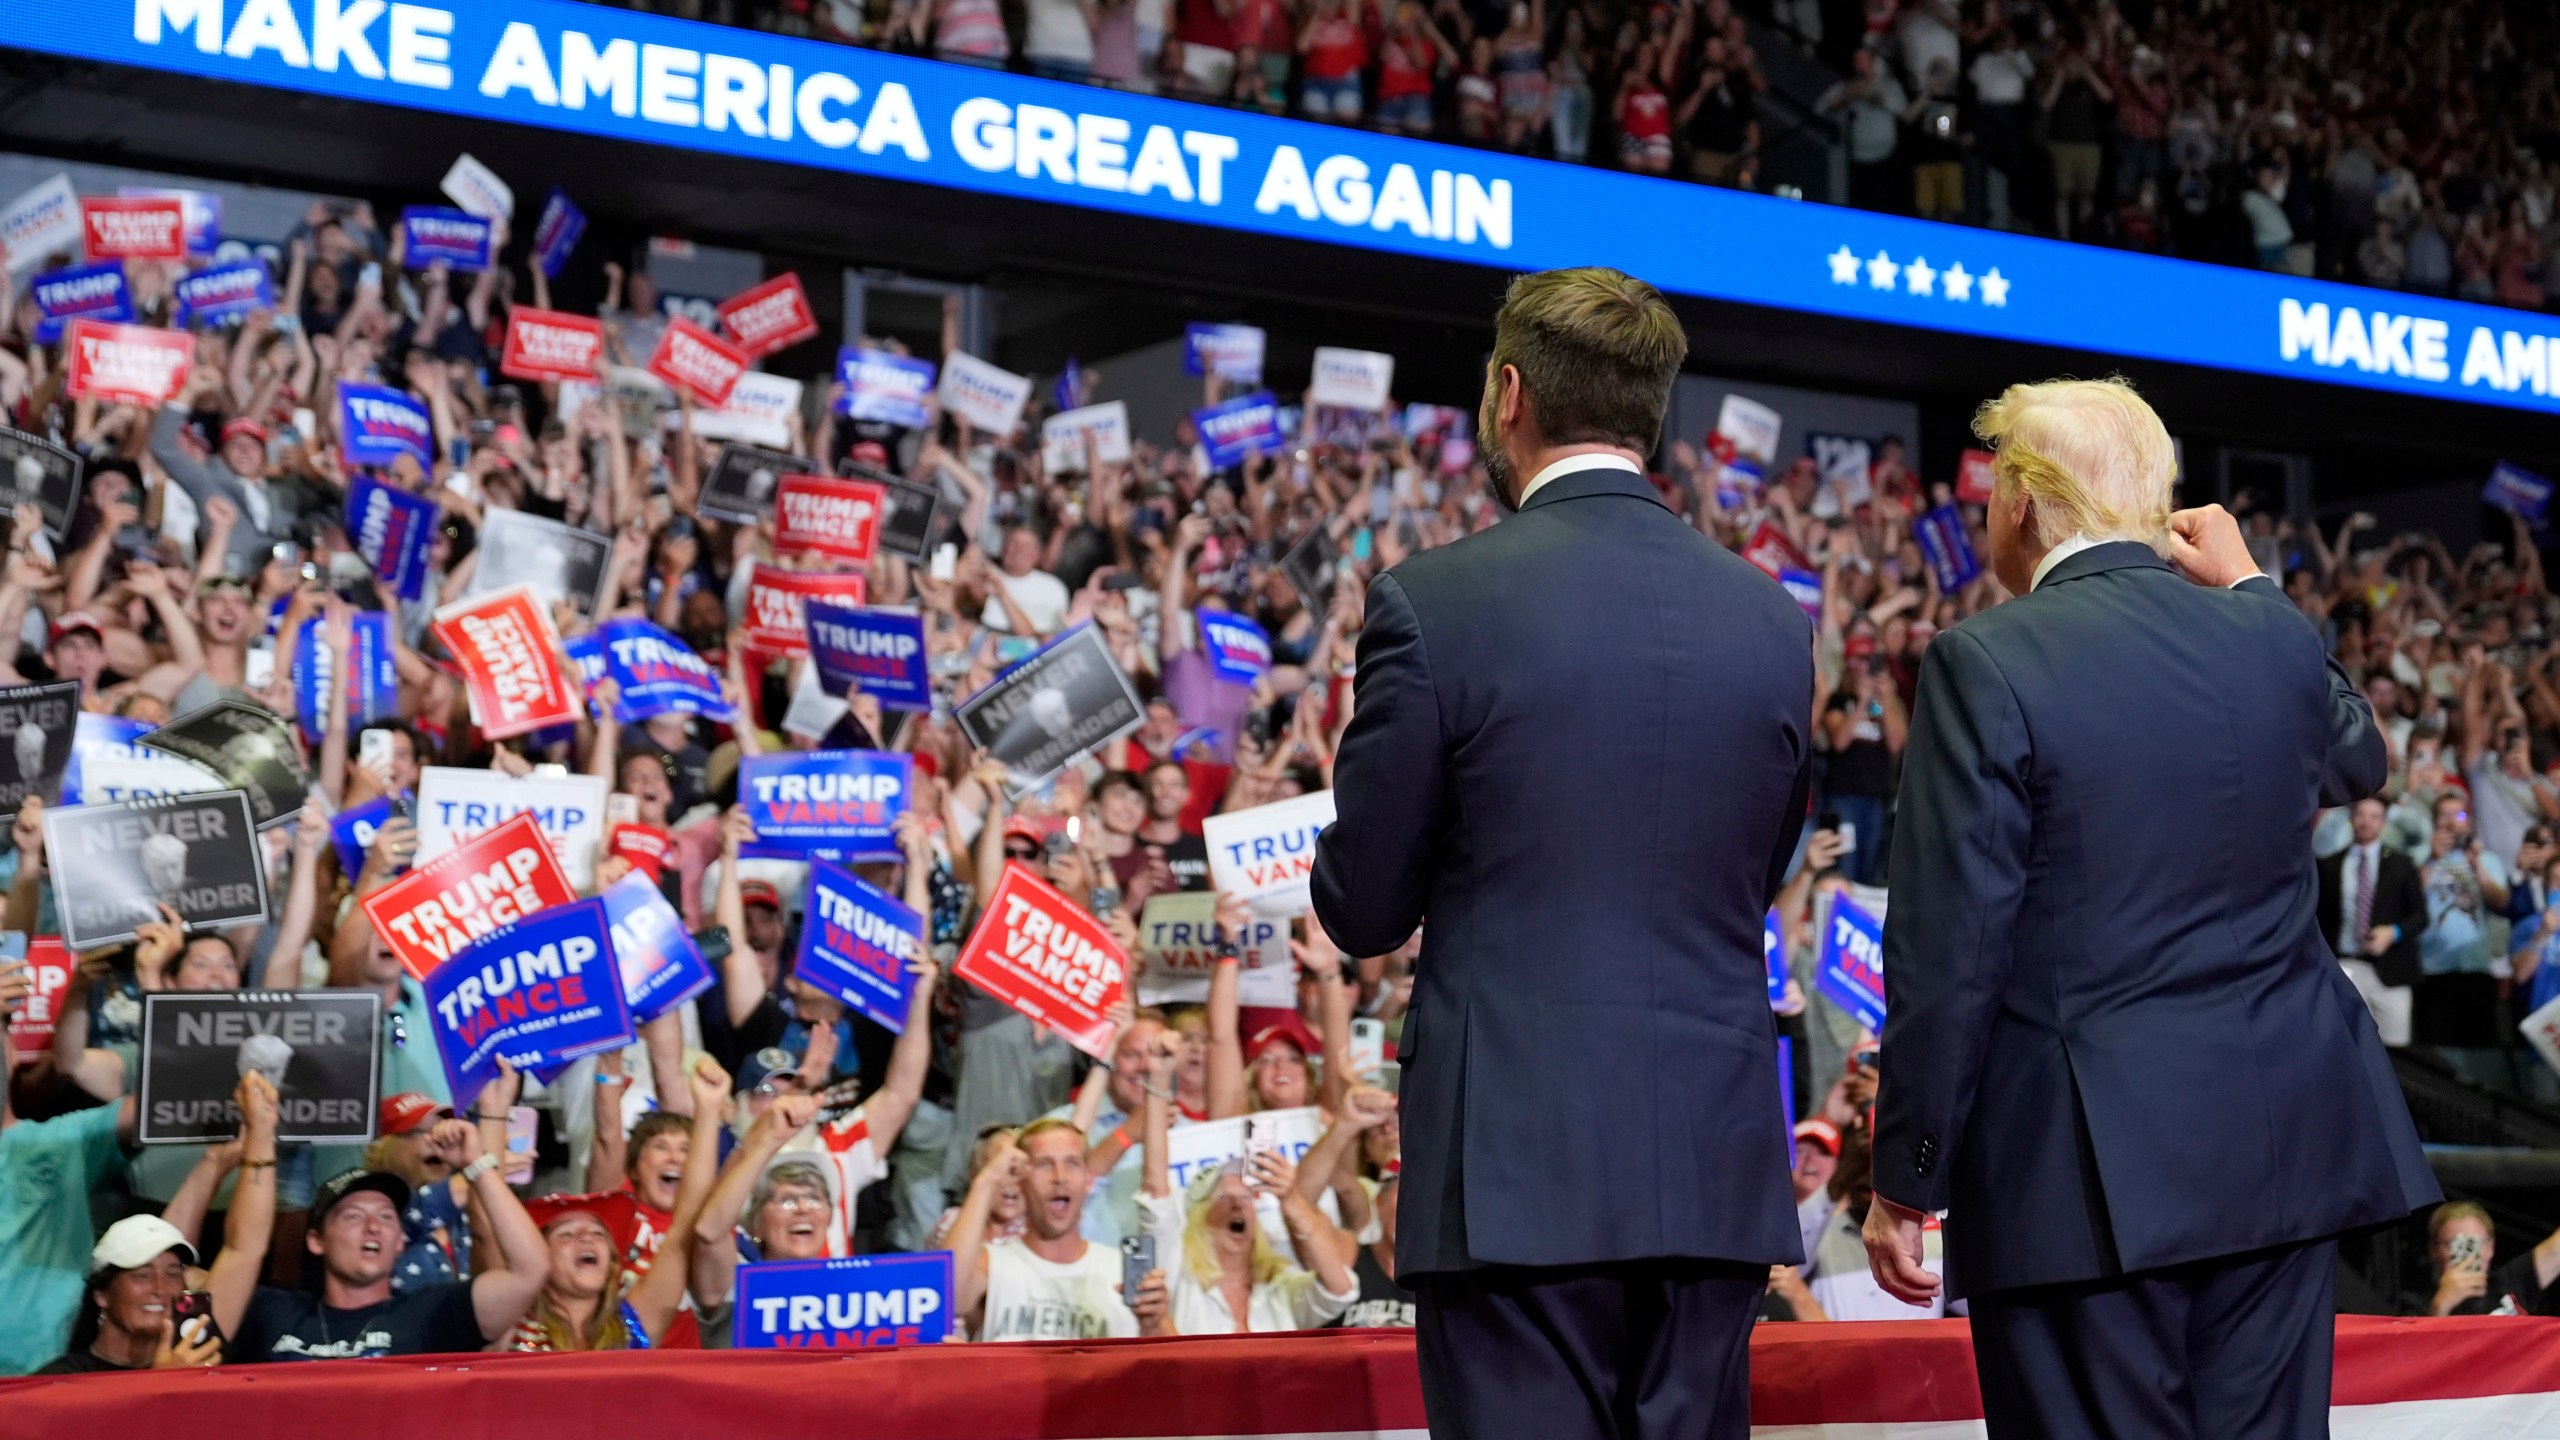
[946,1130,1024,1334]
[688,1093,817,1312]
[206,1072,280,1341]
[627,1055,731,1342]
[1206,892,1250,1119]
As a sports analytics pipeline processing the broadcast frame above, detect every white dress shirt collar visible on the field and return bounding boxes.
[2029,533,2265,592]
[2028,533,2105,592]
[1516,452,1643,508]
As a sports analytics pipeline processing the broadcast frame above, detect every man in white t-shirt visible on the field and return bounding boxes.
[949,1119,1167,1341]
[983,526,1072,636]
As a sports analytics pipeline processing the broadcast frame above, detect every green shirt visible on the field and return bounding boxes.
[0,1103,130,1375]
[309,980,448,1180]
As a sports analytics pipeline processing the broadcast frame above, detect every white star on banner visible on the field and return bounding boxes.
[1827,245,1862,284]
[1941,263,1974,302]
[1866,251,1900,289]
[1980,268,2011,306]
[1904,256,1937,296]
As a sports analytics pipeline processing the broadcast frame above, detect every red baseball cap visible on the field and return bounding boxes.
[1001,816,1047,847]
[850,441,891,466]
[1792,1119,1842,1157]
[49,611,104,646]
[220,417,269,446]
[521,1190,641,1256]
[1246,1013,1321,1065]
[739,878,783,910]
[380,1093,450,1136]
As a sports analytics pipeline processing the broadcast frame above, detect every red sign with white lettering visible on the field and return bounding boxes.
[6,938,76,1055]
[647,317,749,408]
[717,273,820,359]
[429,585,581,741]
[81,196,187,260]
[502,307,607,385]
[362,812,581,980]
[1740,520,1812,581]
[1956,448,1997,506]
[744,567,868,657]
[774,474,886,565]
[952,862,1127,1059]
[65,320,193,406]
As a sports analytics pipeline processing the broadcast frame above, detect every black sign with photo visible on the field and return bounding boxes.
[0,425,84,541]
[955,624,1144,793]
[858,465,943,563]
[471,507,612,617]
[0,680,79,811]
[136,701,310,830]
[138,991,382,1144]
[1279,523,1339,615]
[44,789,273,949]
[700,442,810,525]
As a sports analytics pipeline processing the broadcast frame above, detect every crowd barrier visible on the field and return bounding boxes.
[6,1316,2558,1437]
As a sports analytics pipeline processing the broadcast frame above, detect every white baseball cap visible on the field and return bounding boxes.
[90,1215,198,1276]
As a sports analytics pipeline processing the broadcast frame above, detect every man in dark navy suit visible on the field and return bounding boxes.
[1313,268,1812,1440]
[1864,379,2439,1440]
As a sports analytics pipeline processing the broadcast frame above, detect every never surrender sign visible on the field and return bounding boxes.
[700,442,805,525]
[952,862,1127,1059]
[137,991,381,1145]
[0,680,79,810]
[739,751,909,860]
[423,896,631,1103]
[800,862,925,1032]
[503,306,607,384]
[44,790,270,949]
[362,811,579,979]
[806,602,929,711]
[775,474,886,564]
[733,1253,952,1349]
[954,625,1143,791]
[133,700,310,831]
[431,585,581,740]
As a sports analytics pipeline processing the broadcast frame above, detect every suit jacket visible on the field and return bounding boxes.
[1312,464,1813,1276]
[1873,542,2439,1299]
[2316,844,2430,987]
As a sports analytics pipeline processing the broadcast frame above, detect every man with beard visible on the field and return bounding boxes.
[1315,268,1810,1440]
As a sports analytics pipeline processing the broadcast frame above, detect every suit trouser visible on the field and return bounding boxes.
[1969,1235,2338,1440]
[1412,1258,1767,1440]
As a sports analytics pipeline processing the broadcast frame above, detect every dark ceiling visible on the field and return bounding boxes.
[5,49,2553,509]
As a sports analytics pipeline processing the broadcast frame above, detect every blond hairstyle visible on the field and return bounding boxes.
[1489,267,1689,451]
[1181,1180,1292,1292]
[1972,377,2176,553]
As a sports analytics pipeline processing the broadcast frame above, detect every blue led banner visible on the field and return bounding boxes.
[17,0,2560,412]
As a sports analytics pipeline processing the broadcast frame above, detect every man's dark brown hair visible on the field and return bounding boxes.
[1487,267,1689,452]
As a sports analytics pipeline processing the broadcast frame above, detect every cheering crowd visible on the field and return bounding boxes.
[3,138,2559,1379]
[591,0,2560,305]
